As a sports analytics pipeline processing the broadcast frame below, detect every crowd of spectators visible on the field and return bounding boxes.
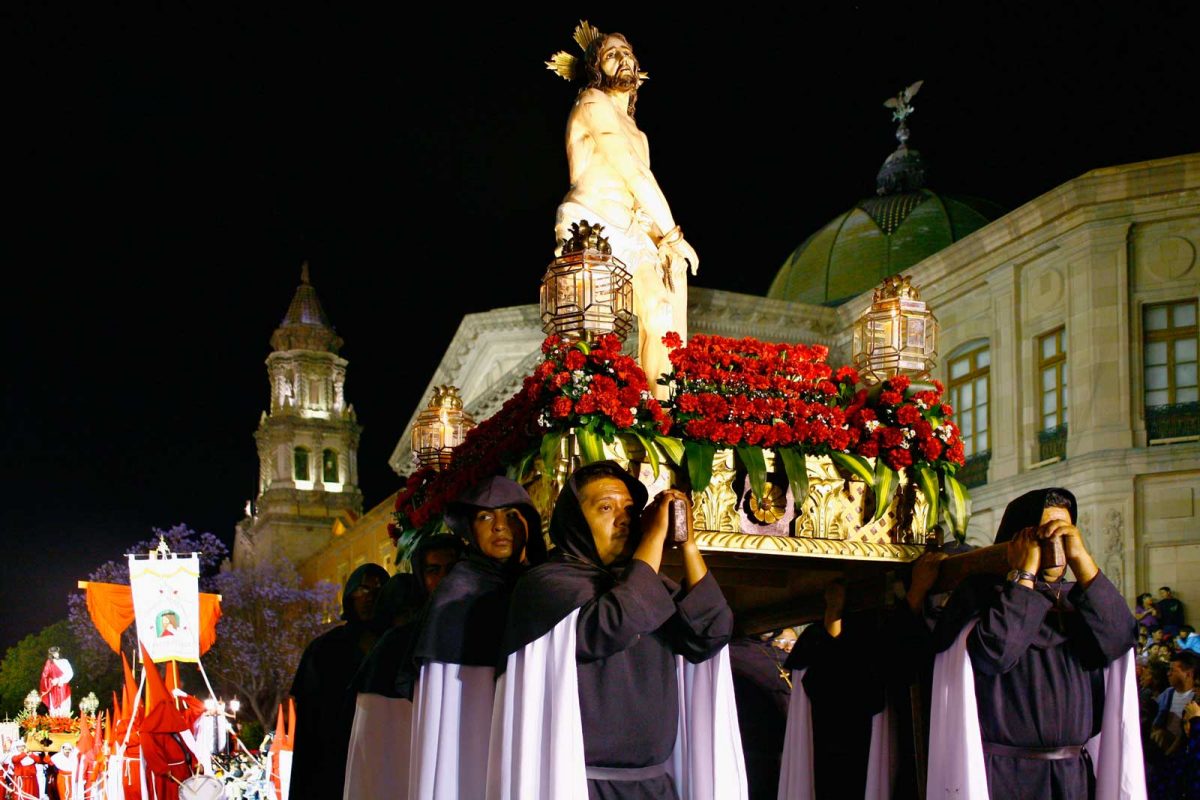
[1134,586,1200,798]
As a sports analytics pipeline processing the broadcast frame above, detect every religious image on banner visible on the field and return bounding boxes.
[129,551,201,662]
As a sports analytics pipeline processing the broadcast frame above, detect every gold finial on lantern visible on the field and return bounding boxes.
[412,386,475,470]
[851,275,938,385]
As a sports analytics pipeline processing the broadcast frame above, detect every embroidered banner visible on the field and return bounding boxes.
[128,554,202,663]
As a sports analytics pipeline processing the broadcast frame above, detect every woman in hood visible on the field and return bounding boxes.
[407,475,545,799]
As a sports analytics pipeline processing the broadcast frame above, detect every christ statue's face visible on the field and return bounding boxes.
[599,36,637,91]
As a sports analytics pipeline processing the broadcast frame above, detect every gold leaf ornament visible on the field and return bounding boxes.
[546,20,602,82]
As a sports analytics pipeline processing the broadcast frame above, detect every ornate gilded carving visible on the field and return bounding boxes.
[692,449,741,533]
[524,433,932,563]
[694,531,924,563]
[794,456,857,540]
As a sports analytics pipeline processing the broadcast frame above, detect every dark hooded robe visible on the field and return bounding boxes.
[490,461,744,800]
[409,533,466,602]
[288,562,389,800]
[407,476,545,799]
[779,612,890,799]
[927,488,1141,800]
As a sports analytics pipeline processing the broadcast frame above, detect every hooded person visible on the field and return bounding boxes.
[487,460,747,800]
[409,533,465,601]
[342,572,425,800]
[406,475,546,799]
[921,488,1144,800]
[288,561,389,800]
[777,580,896,800]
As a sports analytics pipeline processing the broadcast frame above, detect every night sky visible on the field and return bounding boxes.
[4,4,1196,654]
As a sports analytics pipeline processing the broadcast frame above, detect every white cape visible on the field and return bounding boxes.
[926,620,1146,800]
[486,608,748,800]
[776,667,895,800]
[409,662,497,800]
[344,693,413,800]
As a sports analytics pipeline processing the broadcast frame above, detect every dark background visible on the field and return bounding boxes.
[3,4,1196,653]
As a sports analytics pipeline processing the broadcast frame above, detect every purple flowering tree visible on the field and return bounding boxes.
[67,524,230,691]
[205,559,340,729]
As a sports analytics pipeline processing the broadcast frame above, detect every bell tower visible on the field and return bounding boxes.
[233,263,364,568]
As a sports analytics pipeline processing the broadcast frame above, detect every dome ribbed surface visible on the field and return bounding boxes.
[767,190,1003,307]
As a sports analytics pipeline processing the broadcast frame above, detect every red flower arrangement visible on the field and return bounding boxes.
[389,331,974,553]
[389,334,671,557]
[19,714,81,734]
[534,333,670,445]
[662,333,861,504]
[665,334,859,451]
[842,375,970,535]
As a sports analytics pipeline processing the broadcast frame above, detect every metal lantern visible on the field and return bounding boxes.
[852,275,938,384]
[412,385,475,470]
[540,220,634,343]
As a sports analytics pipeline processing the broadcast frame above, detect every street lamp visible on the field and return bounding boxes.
[79,692,99,716]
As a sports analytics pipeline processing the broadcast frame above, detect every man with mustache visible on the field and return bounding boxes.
[489,461,745,799]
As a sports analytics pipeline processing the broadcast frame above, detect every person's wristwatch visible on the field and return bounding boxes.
[1006,568,1037,586]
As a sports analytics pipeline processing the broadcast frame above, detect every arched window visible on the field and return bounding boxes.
[293,447,310,481]
[322,449,339,483]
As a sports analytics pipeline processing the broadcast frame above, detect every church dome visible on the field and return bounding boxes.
[767,188,1003,306]
[768,83,1004,307]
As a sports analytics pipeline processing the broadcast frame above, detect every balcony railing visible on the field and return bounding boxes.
[1147,402,1200,441]
[1037,424,1068,462]
[958,451,990,489]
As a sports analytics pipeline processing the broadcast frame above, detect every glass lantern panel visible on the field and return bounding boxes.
[906,317,926,348]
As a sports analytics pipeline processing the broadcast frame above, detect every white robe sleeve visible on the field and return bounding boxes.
[777,666,894,800]
[864,703,896,800]
[409,661,497,800]
[669,646,748,800]
[1086,648,1147,800]
[486,609,747,800]
[486,610,587,800]
[777,668,813,800]
[926,621,989,799]
[344,692,413,800]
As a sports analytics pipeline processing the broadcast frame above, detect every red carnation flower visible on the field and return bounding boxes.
[662,331,683,349]
[896,405,921,425]
[550,396,573,419]
[884,448,913,470]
